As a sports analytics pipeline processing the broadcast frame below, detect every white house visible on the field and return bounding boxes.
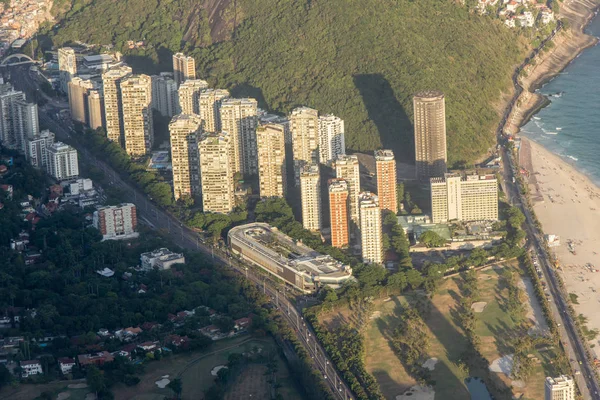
[140,248,185,270]
[20,360,43,377]
[58,358,76,374]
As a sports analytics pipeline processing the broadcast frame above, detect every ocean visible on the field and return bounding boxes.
[520,14,600,185]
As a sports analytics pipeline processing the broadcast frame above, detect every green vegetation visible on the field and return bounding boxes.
[569,292,579,305]
[46,0,525,165]
[419,230,447,248]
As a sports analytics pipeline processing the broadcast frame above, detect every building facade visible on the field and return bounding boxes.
[199,89,229,132]
[375,149,397,214]
[291,106,319,185]
[67,77,94,124]
[121,74,153,157]
[172,53,196,85]
[300,164,321,231]
[219,98,258,176]
[318,114,345,164]
[178,79,209,115]
[151,74,179,117]
[256,123,286,198]
[545,376,575,400]
[359,192,383,265]
[199,132,235,213]
[328,179,349,248]
[430,173,498,223]
[414,90,447,182]
[87,90,104,130]
[58,47,77,93]
[0,85,39,152]
[102,66,132,144]
[26,129,55,169]
[93,203,138,241]
[169,114,202,200]
[47,141,79,180]
[140,248,185,270]
[334,154,361,230]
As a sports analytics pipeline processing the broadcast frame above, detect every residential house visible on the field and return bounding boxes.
[58,358,76,374]
[234,317,251,331]
[77,351,114,367]
[138,341,160,352]
[20,360,43,377]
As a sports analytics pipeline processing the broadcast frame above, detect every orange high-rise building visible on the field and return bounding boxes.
[328,179,349,248]
[375,149,397,214]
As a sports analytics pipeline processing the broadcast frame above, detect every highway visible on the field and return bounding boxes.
[496,20,600,400]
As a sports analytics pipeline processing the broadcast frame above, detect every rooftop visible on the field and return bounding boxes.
[413,90,445,100]
[374,149,395,161]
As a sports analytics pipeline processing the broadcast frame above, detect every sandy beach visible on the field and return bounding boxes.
[524,138,600,347]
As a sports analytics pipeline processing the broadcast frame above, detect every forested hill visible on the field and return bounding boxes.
[48,0,525,166]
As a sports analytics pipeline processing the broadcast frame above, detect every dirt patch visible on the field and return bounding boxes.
[370,311,381,320]
[56,393,71,400]
[395,385,435,400]
[421,358,438,371]
[67,383,88,389]
[471,302,487,313]
[489,354,514,375]
[224,365,269,400]
[519,277,550,336]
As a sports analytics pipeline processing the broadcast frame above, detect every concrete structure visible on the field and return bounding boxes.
[199,89,229,132]
[258,112,291,144]
[219,98,258,176]
[256,123,286,198]
[87,90,104,130]
[199,132,234,213]
[414,91,447,181]
[228,223,354,293]
[430,172,498,223]
[47,141,79,180]
[375,149,397,214]
[77,351,114,367]
[545,375,575,400]
[300,164,321,231]
[140,248,185,270]
[359,192,383,265]
[82,54,117,71]
[178,79,209,115]
[318,114,345,164]
[151,74,178,117]
[334,154,361,230]
[67,77,94,124]
[172,53,196,85]
[291,106,319,185]
[58,47,77,93]
[20,360,43,377]
[121,74,153,157]
[328,179,349,248]
[58,358,76,375]
[93,203,138,241]
[26,129,54,169]
[0,85,39,152]
[102,66,132,144]
[169,114,202,200]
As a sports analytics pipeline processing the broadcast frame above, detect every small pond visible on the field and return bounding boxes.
[465,377,493,400]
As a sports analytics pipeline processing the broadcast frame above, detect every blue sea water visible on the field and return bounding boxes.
[520,14,600,185]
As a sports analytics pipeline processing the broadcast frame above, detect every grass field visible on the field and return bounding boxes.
[321,263,560,400]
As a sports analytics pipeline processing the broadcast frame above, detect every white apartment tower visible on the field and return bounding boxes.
[58,47,77,93]
[219,98,258,176]
[300,164,322,231]
[291,106,319,185]
[0,85,39,152]
[256,123,286,198]
[334,154,360,228]
[151,74,179,117]
[318,114,345,164]
[359,192,383,265]
[26,129,55,169]
[199,89,229,132]
[545,376,575,400]
[47,141,79,180]
[178,79,209,115]
[172,53,196,85]
[199,132,235,214]
[170,114,202,200]
[102,66,132,144]
[121,74,154,157]
[430,173,498,223]
[93,203,138,241]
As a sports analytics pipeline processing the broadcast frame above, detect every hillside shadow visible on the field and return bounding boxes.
[124,46,173,75]
[353,74,414,163]
[230,83,268,110]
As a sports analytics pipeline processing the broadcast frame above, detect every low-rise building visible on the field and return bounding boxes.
[77,351,114,367]
[20,360,43,377]
[93,203,138,241]
[58,358,76,374]
[228,223,354,293]
[140,248,185,270]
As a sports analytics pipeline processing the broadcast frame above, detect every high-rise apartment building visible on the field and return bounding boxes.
[219,98,258,176]
[178,79,209,115]
[256,123,286,198]
[47,141,79,180]
[67,77,94,124]
[87,90,104,130]
[545,376,575,400]
[93,203,138,241]
[375,149,397,214]
[169,114,202,200]
[199,132,235,214]
[258,113,291,144]
[151,74,179,117]
[291,106,319,185]
[334,154,360,229]
[121,74,153,157]
[58,47,77,93]
[300,164,321,231]
[26,129,55,169]
[199,89,229,132]
[172,53,196,85]
[359,192,383,265]
[102,66,132,144]
[430,173,498,223]
[318,114,345,164]
[0,84,38,152]
[414,90,447,182]
[328,179,349,248]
